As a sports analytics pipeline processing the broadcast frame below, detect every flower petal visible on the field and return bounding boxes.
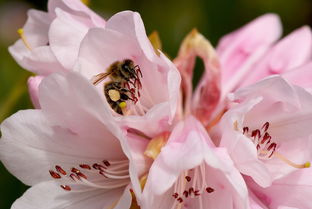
[105,11,155,62]
[217,14,282,95]
[11,181,124,209]
[241,26,312,87]
[27,76,44,109]
[49,8,91,70]
[48,0,105,27]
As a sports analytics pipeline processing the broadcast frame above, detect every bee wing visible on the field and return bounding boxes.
[91,72,111,85]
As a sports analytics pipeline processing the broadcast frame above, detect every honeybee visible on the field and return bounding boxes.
[92,59,143,115]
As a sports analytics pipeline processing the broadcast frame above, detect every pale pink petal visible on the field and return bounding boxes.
[282,62,312,92]
[48,0,105,27]
[217,14,282,95]
[27,76,44,108]
[11,181,125,209]
[0,109,125,185]
[241,26,312,87]
[247,169,312,209]
[39,72,115,137]
[105,11,155,62]
[49,8,91,70]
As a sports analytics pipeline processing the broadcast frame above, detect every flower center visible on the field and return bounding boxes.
[235,121,310,169]
[171,164,214,208]
[48,159,130,191]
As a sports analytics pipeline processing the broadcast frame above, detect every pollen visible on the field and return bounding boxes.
[119,101,127,108]
[304,161,311,168]
[108,89,120,102]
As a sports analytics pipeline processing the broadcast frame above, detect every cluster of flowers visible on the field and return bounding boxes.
[1,0,312,208]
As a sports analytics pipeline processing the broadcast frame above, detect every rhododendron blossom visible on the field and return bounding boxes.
[1,1,312,209]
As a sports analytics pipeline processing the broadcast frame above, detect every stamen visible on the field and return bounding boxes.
[17,28,32,50]
[242,121,311,169]
[60,185,71,191]
[272,152,310,169]
[48,159,130,191]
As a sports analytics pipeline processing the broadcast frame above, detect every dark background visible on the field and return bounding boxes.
[0,0,311,208]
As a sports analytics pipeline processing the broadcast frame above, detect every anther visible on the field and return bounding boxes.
[103,160,111,167]
[55,165,67,175]
[177,197,183,203]
[49,170,61,179]
[262,122,270,132]
[206,187,214,193]
[185,176,191,182]
[172,193,178,199]
[79,164,91,170]
[243,127,249,134]
[60,185,71,191]
[183,190,189,198]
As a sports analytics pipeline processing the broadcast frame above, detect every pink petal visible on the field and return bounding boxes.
[49,8,91,70]
[0,109,125,185]
[11,181,125,209]
[247,169,312,209]
[241,26,312,87]
[27,76,44,108]
[105,11,155,62]
[217,14,282,95]
[282,62,312,92]
[48,0,105,27]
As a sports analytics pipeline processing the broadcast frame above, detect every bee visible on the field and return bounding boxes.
[92,59,143,114]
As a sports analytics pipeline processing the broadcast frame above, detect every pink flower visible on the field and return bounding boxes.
[9,0,104,75]
[141,116,249,209]
[0,72,150,208]
[219,76,312,187]
[217,14,312,101]
[77,11,181,137]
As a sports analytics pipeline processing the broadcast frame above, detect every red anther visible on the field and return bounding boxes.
[251,129,261,138]
[189,187,194,195]
[172,193,178,199]
[49,170,61,179]
[69,173,79,181]
[92,163,105,170]
[60,185,71,191]
[267,143,277,158]
[256,144,260,150]
[76,172,87,179]
[183,190,189,198]
[194,190,200,196]
[177,197,183,203]
[71,168,81,174]
[129,189,134,193]
[103,160,111,167]
[206,187,214,193]
[135,66,143,78]
[185,176,191,182]
[55,165,67,175]
[243,127,249,134]
[99,171,108,178]
[261,133,271,144]
[262,122,270,132]
[79,164,91,170]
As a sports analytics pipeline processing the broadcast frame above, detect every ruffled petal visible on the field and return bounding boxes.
[217,14,282,95]
[241,26,312,87]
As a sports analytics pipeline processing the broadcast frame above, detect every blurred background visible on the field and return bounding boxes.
[0,0,311,208]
